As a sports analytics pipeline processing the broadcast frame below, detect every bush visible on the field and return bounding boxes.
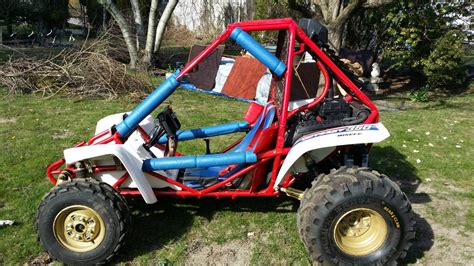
[408,86,429,102]
[422,30,466,90]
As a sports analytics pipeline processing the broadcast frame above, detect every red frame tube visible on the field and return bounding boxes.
[113,172,129,189]
[288,60,331,117]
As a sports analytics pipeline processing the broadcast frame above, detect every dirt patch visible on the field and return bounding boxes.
[0,117,16,124]
[52,129,72,139]
[186,239,253,265]
[408,182,474,264]
[30,252,52,265]
[373,100,410,112]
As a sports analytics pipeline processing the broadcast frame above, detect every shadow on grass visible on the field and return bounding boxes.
[115,146,434,263]
[114,196,296,262]
[371,146,434,264]
[416,95,474,112]
[369,74,471,101]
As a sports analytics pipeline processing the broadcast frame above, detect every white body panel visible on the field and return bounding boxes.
[274,123,390,190]
[64,113,179,204]
[288,98,314,111]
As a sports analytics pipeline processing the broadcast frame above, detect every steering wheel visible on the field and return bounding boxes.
[144,105,181,156]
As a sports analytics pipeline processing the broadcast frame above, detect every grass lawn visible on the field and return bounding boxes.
[0,89,472,264]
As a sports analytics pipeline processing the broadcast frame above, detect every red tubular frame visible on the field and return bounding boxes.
[46,18,379,200]
[288,60,331,117]
[46,132,122,184]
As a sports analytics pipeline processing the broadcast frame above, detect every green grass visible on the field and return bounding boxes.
[0,90,473,264]
[371,95,473,235]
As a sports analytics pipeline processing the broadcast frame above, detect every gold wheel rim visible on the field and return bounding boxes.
[53,205,106,252]
[333,208,388,256]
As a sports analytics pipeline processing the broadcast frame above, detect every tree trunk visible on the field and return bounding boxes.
[327,24,344,51]
[130,0,145,49]
[98,0,138,69]
[142,0,159,66]
[153,0,178,53]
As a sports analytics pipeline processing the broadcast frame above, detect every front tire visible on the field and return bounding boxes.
[297,167,415,265]
[36,179,130,264]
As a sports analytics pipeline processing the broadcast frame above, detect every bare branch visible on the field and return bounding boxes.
[0,27,150,98]
[335,0,363,25]
[363,0,393,8]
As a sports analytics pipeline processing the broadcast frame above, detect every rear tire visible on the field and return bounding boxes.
[297,167,415,265]
[36,178,130,264]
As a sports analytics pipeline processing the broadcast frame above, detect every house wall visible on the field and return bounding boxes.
[171,0,255,37]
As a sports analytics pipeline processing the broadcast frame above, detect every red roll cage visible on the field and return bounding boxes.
[47,18,379,199]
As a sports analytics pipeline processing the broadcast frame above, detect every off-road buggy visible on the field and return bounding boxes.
[36,18,414,264]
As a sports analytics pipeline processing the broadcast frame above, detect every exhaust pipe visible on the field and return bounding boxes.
[280,187,304,201]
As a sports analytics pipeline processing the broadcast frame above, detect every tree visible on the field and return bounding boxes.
[97,0,138,69]
[143,0,159,64]
[0,0,68,37]
[343,0,469,95]
[97,0,179,69]
[0,0,28,34]
[26,0,69,44]
[153,0,178,53]
[343,5,392,63]
[384,1,469,74]
[80,0,108,33]
[422,30,466,90]
[288,0,393,50]
[130,0,145,48]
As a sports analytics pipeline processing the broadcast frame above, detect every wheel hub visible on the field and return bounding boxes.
[65,211,100,242]
[338,210,371,237]
[333,208,387,256]
[54,205,106,252]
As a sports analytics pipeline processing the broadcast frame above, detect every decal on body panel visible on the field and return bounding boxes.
[274,123,389,190]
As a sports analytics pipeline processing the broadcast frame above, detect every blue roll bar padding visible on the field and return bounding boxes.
[230,27,286,76]
[183,104,276,179]
[157,121,249,144]
[116,70,181,137]
[142,151,257,171]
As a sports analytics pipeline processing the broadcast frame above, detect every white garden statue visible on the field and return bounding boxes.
[371,62,381,79]
[367,62,383,92]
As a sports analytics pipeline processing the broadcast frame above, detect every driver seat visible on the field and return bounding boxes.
[182,103,276,188]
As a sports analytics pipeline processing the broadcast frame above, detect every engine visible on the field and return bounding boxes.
[286,97,371,146]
